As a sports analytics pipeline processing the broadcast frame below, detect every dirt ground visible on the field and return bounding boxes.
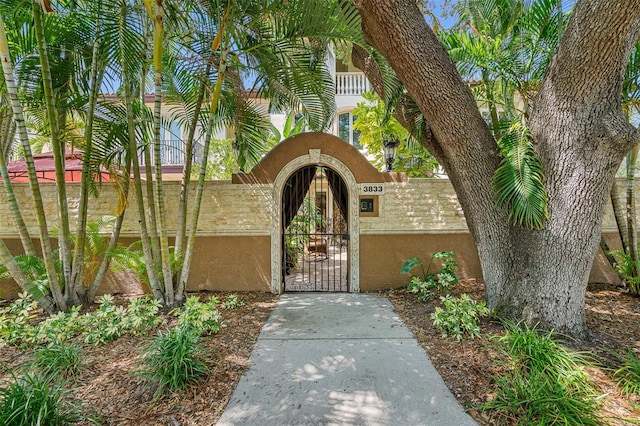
[386,279,640,425]
[0,283,639,425]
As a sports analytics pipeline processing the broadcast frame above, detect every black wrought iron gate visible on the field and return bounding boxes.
[282,166,349,292]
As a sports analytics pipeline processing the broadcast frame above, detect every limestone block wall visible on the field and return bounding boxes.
[0,181,273,237]
[361,179,467,234]
[0,176,631,296]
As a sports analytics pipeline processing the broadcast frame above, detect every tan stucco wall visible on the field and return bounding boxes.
[0,132,633,297]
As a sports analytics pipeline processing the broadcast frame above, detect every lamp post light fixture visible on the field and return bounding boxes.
[383,134,400,172]
[231,139,244,173]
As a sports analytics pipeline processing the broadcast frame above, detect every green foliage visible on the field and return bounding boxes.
[35,305,84,345]
[267,113,308,145]
[190,138,239,180]
[0,255,49,299]
[0,293,38,347]
[137,326,208,398]
[352,91,439,176]
[0,293,163,348]
[484,321,602,425]
[173,296,222,335]
[430,294,488,340]
[0,368,80,425]
[222,294,245,309]
[82,295,163,345]
[32,344,83,379]
[613,349,640,397]
[608,250,640,295]
[493,121,548,229]
[402,251,458,302]
[82,295,130,345]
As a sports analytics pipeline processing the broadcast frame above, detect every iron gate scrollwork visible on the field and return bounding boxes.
[282,166,348,292]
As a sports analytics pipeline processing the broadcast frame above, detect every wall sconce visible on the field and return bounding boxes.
[383,134,400,172]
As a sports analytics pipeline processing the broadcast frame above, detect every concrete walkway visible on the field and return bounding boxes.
[217,293,477,426]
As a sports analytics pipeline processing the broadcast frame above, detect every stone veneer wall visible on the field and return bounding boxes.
[0,177,626,297]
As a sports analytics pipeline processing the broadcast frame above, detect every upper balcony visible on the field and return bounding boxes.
[335,72,371,96]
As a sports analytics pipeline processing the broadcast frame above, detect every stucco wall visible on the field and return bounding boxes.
[0,160,631,298]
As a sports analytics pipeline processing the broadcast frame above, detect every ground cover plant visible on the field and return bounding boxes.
[387,279,640,425]
[0,285,638,424]
[0,291,276,424]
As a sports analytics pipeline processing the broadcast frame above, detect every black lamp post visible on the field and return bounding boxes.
[232,139,243,173]
[383,134,400,172]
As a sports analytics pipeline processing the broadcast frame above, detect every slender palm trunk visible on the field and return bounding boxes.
[0,110,35,256]
[626,144,640,295]
[0,238,56,313]
[71,29,106,303]
[174,64,209,275]
[177,47,230,301]
[147,0,174,305]
[33,1,73,303]
[0,14,66,311]
[117,1,162,300]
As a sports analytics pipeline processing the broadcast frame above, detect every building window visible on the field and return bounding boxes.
[338,112,362,150]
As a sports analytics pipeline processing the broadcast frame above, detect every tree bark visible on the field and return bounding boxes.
[353,0,640,337]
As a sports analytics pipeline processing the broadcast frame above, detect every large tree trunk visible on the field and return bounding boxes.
[353,0,640,338]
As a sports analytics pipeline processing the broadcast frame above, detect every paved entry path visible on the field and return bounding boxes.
[217,293,477,426]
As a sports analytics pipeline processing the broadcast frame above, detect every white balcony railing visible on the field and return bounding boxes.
[335,72,371,96]
[140,140,201,166]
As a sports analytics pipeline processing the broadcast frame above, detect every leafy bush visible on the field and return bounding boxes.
[613,349,640,397]
[484,322,601,425]
[402,251,458,302]
[608,249,640,294]
[32,344,83,379]
[82,295,130,345]
[125,296,164,335]
[35,305,84,345]
[0,293,163,348]
[0,293,38,347]
[222,294,245,309]
[137,326,208,397]
[430,294,488,340]
[0,368,80,425]
[174,296,222,335]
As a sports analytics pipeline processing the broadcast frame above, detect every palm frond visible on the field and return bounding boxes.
[493,120,548,229]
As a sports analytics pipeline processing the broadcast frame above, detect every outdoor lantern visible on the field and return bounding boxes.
[383,134,400,172]
[231,139,244,173]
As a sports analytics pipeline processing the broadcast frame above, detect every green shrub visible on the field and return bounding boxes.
[430,294,488,340]
[613,349,640,397]
[0,293,38,348]
[0,368,80,425]
[484,322,602,425]
[137,326,208,397]
[32,344,83,379]
[82,295,129,345]
[402,251,458,302]
[222,294,245,309]
[126,295,164,335]
[174,296,222,335]
[35,305,84,345]
[0,294,163,348]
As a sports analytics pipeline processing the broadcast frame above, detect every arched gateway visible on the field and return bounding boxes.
[232,132,389,294]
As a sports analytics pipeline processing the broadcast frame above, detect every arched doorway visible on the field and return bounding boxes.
[282,165,349,291]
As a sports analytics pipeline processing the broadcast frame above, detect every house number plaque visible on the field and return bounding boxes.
[360,183,385,194]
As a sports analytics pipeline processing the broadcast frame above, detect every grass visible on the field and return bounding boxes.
[484,321,603,425]
[0,367,80,425]
[613,348,640,397]
[31,343,84,379]
[137,326,208,397]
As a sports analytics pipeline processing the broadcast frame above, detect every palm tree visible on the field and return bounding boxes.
[440,0,567,228]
